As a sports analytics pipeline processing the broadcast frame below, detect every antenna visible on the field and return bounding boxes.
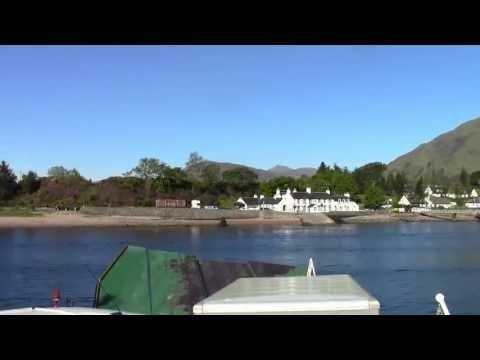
[84,264,123,314]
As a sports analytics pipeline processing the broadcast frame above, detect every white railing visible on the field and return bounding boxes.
[435,293,451,315]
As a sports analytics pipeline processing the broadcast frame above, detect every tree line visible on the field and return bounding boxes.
[1,154,479,210]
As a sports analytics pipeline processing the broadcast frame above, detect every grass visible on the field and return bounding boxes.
[0,207,42,217]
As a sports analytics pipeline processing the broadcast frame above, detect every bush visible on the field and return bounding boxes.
[218,195,236,209]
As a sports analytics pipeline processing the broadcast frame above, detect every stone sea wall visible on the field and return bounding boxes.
[79,206,333,223]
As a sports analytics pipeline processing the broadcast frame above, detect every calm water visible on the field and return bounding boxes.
[1,222,480,314]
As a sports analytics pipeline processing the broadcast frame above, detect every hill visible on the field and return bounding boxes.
[185,161,316,181]
[387,116,480,180]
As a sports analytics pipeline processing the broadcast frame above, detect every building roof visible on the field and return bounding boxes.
[429,197,456,205]
[292,192,348,200]
[262,197,281,205]
[241,197,261,206]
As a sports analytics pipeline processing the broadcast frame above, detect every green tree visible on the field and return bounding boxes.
[393,172,407,197]
[460,168,469,188]
[470,170,480,187]
[47,166,69,177]
[47,166,82,178]
[414,176,424,199]
[385,173,395,195]
[363,183,385,210]
[0,161,18,201]
[222,167,259,194]
[124,158,166,180]
[201,164,221,186]
[218,194,236,209]
[19,171,41,194]
[153,167,191,194]
[352,162,387,194]
[316,162,330,175]
[124,158,167,201]
[329,171,358,195]
[185,151,204,168]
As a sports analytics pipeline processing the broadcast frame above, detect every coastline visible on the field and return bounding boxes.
[0,211,478,229]
[0,213,302,229]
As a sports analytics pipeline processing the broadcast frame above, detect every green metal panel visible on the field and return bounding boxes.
[95,245,307,315]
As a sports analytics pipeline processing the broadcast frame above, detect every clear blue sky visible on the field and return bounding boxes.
[1,45,480,180]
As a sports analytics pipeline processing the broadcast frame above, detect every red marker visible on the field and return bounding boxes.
[52,289,61,308]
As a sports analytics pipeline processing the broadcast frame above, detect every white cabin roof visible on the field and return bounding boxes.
[193,275,380,315]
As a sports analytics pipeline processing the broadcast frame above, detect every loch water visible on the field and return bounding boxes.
[1,222,480,314]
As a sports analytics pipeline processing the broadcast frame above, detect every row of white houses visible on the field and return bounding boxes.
[392,185,480,211]
[236,187,360,213]
[424,185,478,199]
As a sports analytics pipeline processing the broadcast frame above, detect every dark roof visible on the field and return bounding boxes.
[241,197,261,206]
[291,192,348,200]
[430,197,456,204]
[262,197,281,205]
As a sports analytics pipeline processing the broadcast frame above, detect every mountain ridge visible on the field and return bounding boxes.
[387,116,480,180]
[185,160,316,181]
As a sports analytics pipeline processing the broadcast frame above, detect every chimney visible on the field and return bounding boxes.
[253,194,258,199]
[306,187,311,194]
[344,192,350,198]
[326,188,330,195]
[293,188,297,193]
[286,188,291,195]
[260,194,264,199]
[274,188,281,199]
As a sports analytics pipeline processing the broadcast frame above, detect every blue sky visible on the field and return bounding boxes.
[1,45,480,180]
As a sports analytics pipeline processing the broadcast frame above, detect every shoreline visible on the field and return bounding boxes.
[0,212,478,229]
[0,213,302,229]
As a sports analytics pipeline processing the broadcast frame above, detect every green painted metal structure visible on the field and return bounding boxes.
[95,246,306,315]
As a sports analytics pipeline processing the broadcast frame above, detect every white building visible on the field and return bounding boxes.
[465,197,480,209]
[382,198,393,209]
[272,187,359,213]
[445,190,469,199]
[422,185,458,209]
[398,195,411,207]
[425,185,445,198]
[471,188,479,198]
[236,194,281,211]
[191,199,201,209]
[424,196,457,209]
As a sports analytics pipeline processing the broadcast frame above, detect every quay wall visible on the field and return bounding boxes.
[80,207,307,220]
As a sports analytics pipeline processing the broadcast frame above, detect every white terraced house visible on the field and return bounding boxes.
[236,194,281,211]
[272,187,359,213]
[425,184,474,199]
[424,195,457,209]
[465,197,480,209]
[237,188,359,213]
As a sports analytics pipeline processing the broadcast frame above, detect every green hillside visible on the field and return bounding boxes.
[388,117,480,181]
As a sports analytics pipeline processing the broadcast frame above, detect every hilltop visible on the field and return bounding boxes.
[388,117,480,180]
[185,160,316,181]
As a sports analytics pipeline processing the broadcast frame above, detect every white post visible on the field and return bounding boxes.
[435,293,450,315]
[307,258,316,277]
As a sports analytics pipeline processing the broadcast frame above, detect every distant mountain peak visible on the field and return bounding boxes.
[186,160,316,181]
[269,165,293,172]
